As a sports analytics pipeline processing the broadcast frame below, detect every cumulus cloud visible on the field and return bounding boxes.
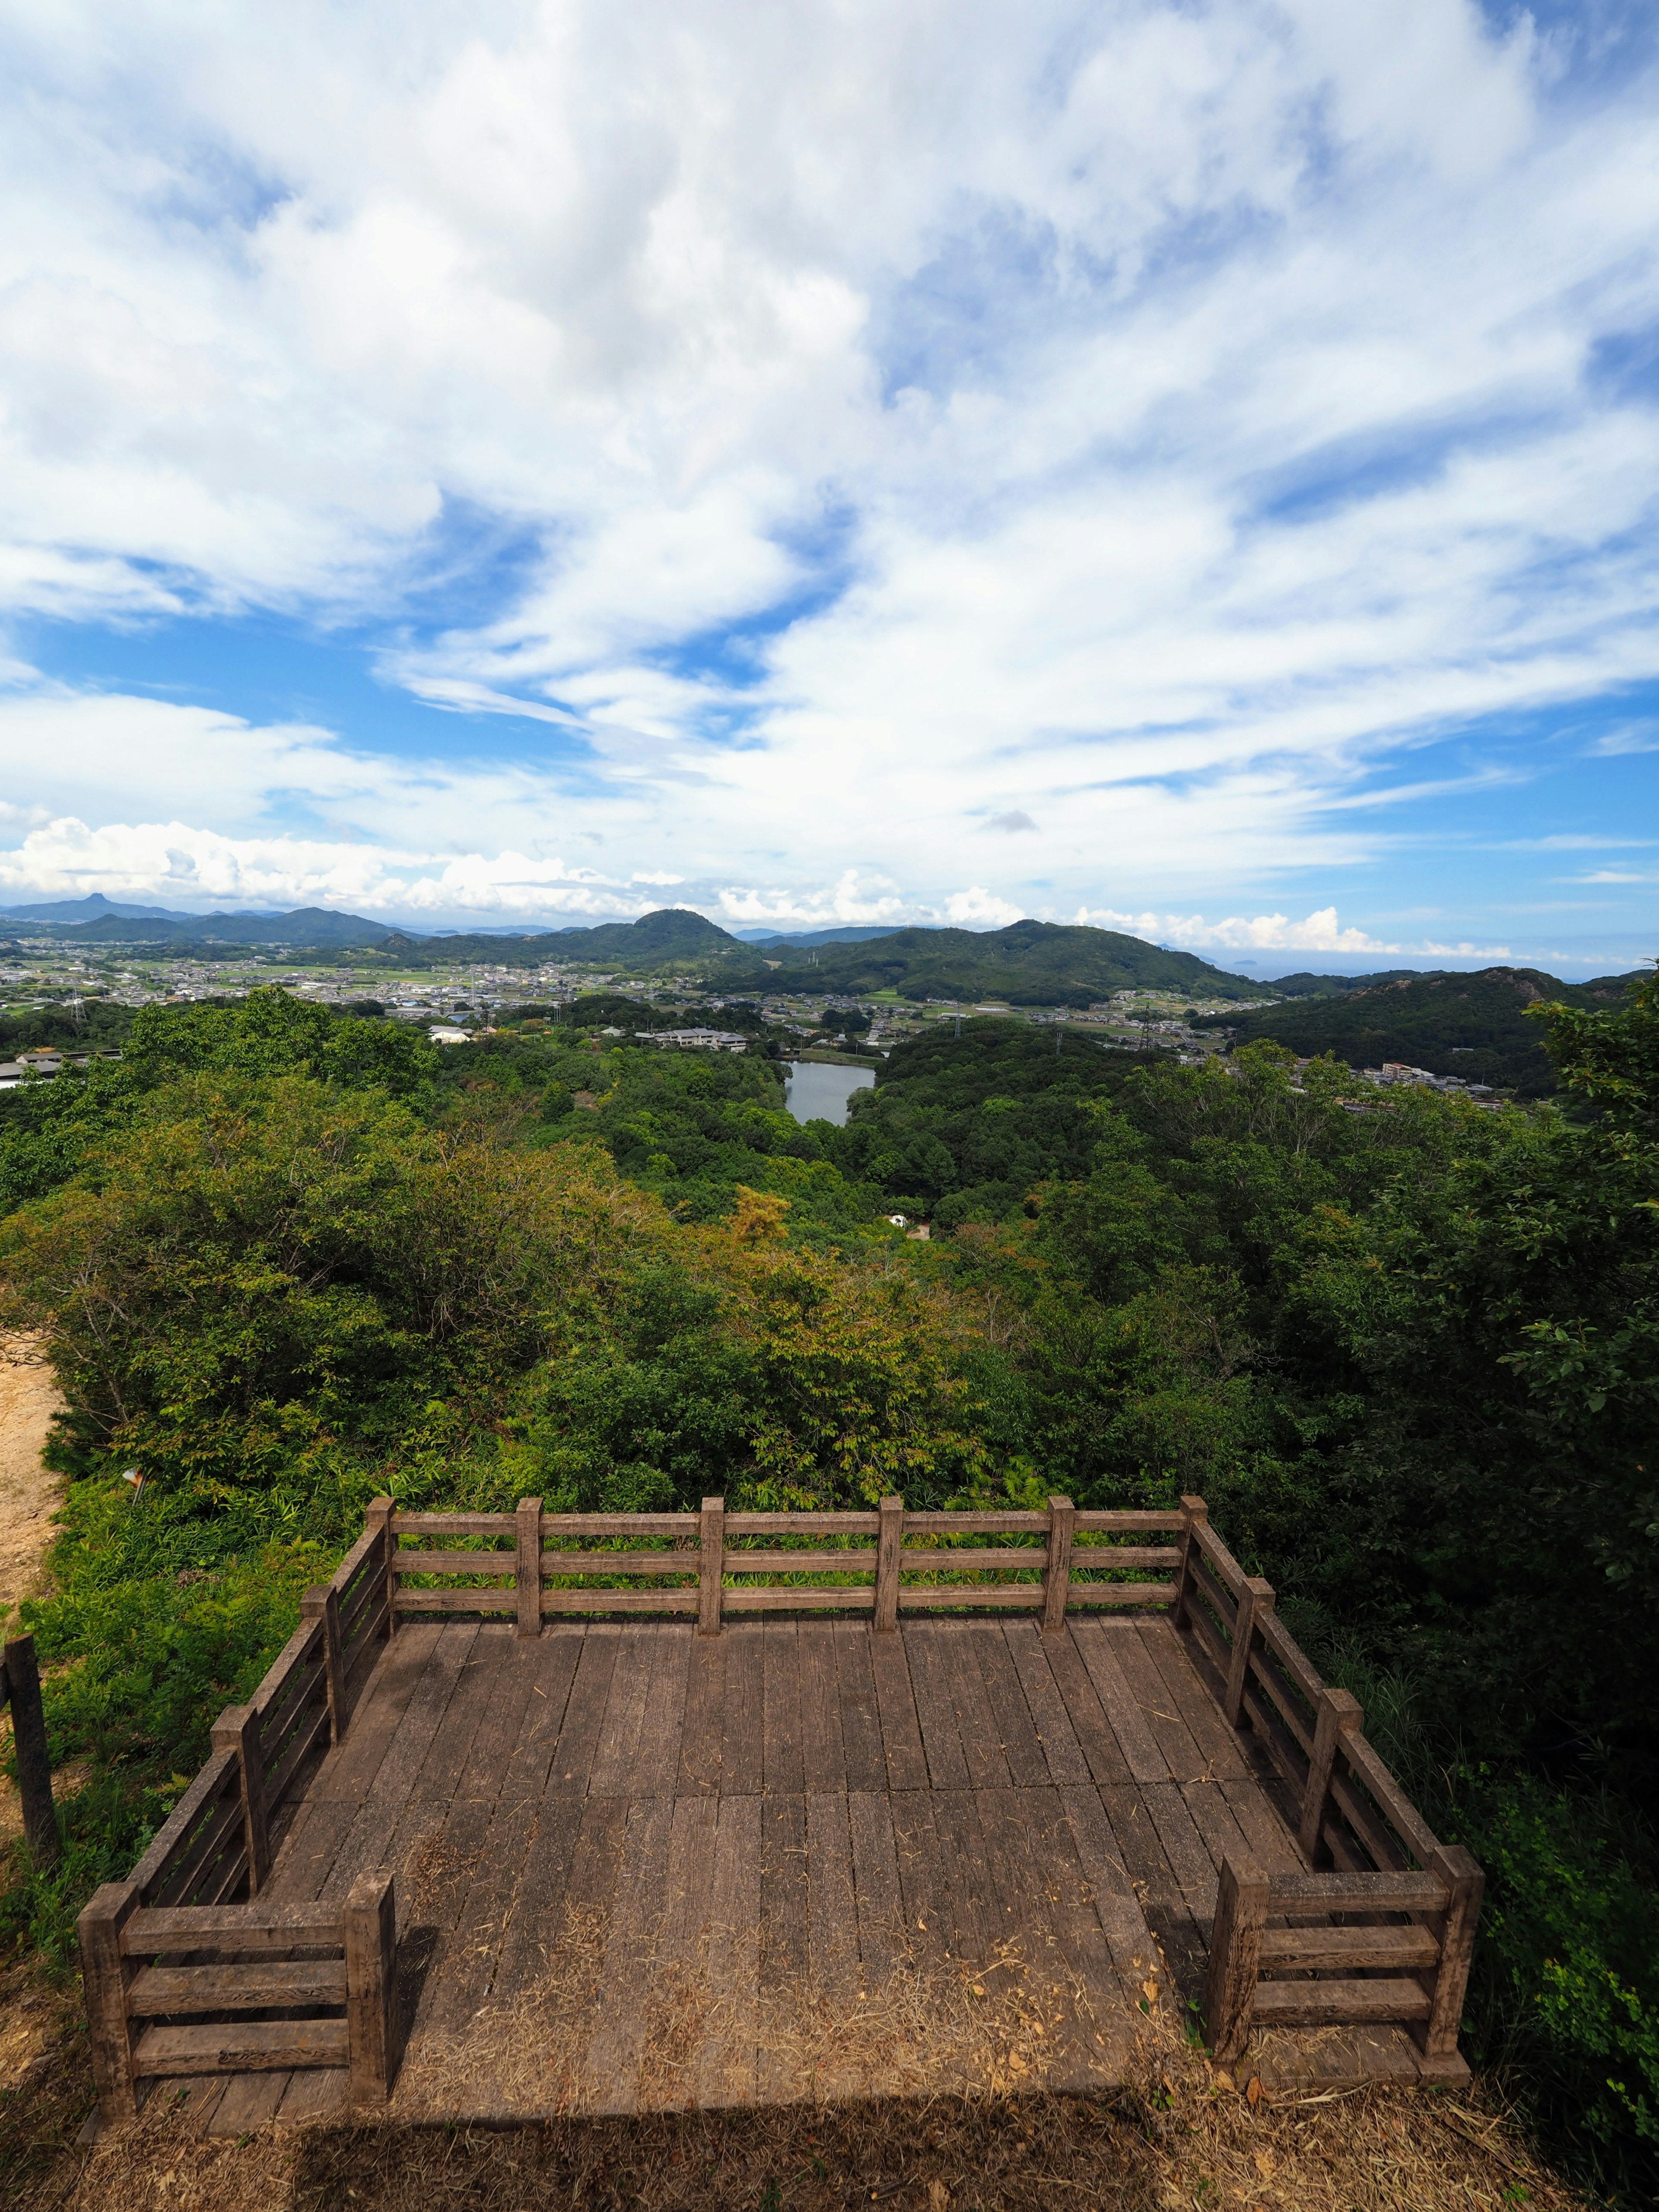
[1075,904,1401,953]
[0,0,1656,939]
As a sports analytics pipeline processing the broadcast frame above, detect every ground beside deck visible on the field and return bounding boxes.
[162,1615,1437,2134]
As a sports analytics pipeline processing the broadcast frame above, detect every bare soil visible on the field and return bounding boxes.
[0,1338,63,1632]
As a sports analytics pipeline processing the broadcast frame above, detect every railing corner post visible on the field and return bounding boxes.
[1174,1495,1208,1629]
[1203,1854,1268,2065]
[77,1877,142,2124]
[1041,1494,1075,1634]
[516,1496,543,1639]
[365,1495,397,1640]
[2,1633,59,1870]
[345,1870,400,2104]
[300,1584,346,1745]
[697,1496,725,1637]
[1297,1686,1363,1860]
[1420,1843,1484,2063]
[875,1494,904,1632]
[211,1702,271,1895]
[1224,1576,1274,1729]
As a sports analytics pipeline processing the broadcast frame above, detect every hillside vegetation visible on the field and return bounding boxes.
[1199,964,1645,1096]
[0,974,1655,2193]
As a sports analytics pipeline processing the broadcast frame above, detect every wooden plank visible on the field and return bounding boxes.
[632,1627,692,1799]
[900,1511,1047,1534]
[203,2070,293,2136]
[1260,1924,1440,1973]
[586,1631,655,1798]
[391,1549,516,1575]
[1110,1627,1211,1783]
[393,1589,516,1615]
[1202,1856,1266,2063]
[1074,1511,1184,1532]
[712,1547,878,1574]
[972,1785,1040,1958]
[697,1496,723,1637]
[1058,1786,1157,1988]
[968,1627,1051,1788]
[725,1512,881,1535]
[128,1961,347,2013]
[542,1550,703,1576]
[1252,1978,1433,2026]
[418,1794,540,2036]
[870,1628,928,1790]
[675,1631,726,1795]
[874,1495,903,1631]
[807,1790,858,1999]
[1268,1868,1451,1912]
[540,1512,698,1537]
[719,1627,765,1795]
[308,1622,451,1805]
[124,1901,342,1954]
[490,1795,587,2002]
[1098,1785,1182,1916]
[832,1624,886,1794]
[722,1586,875,1615]
[1341,1731,1441,1866]
[761,1626,804,1796]
[697,1794,761,2108]
[888,1790,950,1964]
[1038,1630,1133,1787]
[135,2021,349,2074]
[758,1791,808,2011]
[1135,1620,1250,1781]
[1002,1624,1091,1787]
[928,1791,992,1964]
[392,1512,517,1535]
[344,1872,397,2104]
[543,1633,620,1797]
[582,1794,676,2114]
[273,2068,349,2129]
[798,1625,847,1794]
[1178,1778,1256,1879]
[941,1630,1013,1790]
[1070,1622,1170,1785]
[499,1633,585,1799]
[899,1584,1171,1612]
[1142,1780,1220,1922]
[903,1627,971,1791]
[265,1801,359,1907]
[127,1750,238,1900]
[847,1792,903,1980]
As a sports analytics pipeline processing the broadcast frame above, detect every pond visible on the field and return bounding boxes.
[783,1059,877,1126]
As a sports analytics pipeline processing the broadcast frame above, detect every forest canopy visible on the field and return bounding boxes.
[1,973,1656,2190]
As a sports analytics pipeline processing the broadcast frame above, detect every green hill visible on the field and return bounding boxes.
[1196,965,1646,1097]
[722,918,1261,1004]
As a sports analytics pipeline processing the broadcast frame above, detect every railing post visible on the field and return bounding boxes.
[1297,1686,1363,1860]
[345,1870,399,2104]
[1418,1844,1484,2066]
[516,1496,543,1639]
[875,1495,903,1632]
[211,1703,271,1895]
[697,1496,725,1637]
[1174,1494,1208,1629]
[1224,1576,1274,1728]
[3,1634,59,1869]
[79,1878,142,2123]
[365,1495,397,1639]
[300,1585,346,1746]
[1041,1495,1075,1634]
[1203,1855,1268,2064]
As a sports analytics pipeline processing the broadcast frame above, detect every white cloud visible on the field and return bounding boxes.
[1074,904,1400,953]
[946,887,1026,928]
[0,0,1656,935]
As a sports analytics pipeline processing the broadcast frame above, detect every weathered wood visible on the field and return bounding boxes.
[134,2019,350,2075]
[328,1522,385,1601]
[540,1549,702,1575]
[833,1621,887,1793]
[1069,1545,1182,1571]
[1252,1977,1433,2026]
[149,1783,245,1909]
[365,1496,396,1640]
[1187,1549,1240,1633]
[899,1510,1047,1533]
[127,1960,350,2013]
[1041,1494,1076,1634]
[389,1512,515,1535]
[78,1879,141,2120]
[1190,1516,1252,1594]
[1268,1867,1449,1911]
[797,1625,846,1792]
[1074,1510,1185,1532]
[300,1586,347,1748]
[391,1549,516,1576]
[541,1512,698,1537]
[698,1496,725,1637]
[1224,1577,1274,1728]
[1326,1766,1410,1872]
[516,1497,543,1638]
[344,1871,398,2104]
[260,1697,332,1817]
[1241,1681,1311,1798]
[1298,1687,1363,1860]
[1203,1855,1268,2063]
[719,1547,880,1573]
[1246,1639,1315,1756]
[1420,1844,1484,2059]
[3,1635,58,1869]
[874,1494,903,1632]
[1259,1924,1440,1974]
[891,1546,1042,1573]
[124,1900,344,1952]
[1184,1597,1233,1681]
[725,1511,881,1535]
[900,1580,1174,1611]
[1173,1494,1208,1629]
[1341,1728,1443,1869]
[540,1587,699,1614]
[392,1588,521,1613]
[1254,1606,1325,1712]
[211,1704,271,1895]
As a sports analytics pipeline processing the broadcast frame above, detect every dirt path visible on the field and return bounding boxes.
[0,1337,63,1632]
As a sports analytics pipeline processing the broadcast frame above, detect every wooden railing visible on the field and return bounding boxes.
[383,1491,1185,1632]
[1173,1497,1482,2077]
[77,1521,399,2123]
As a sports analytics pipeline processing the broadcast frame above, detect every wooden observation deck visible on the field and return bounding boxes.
[78,1497,1482,2135]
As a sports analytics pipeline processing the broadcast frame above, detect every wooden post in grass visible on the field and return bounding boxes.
[2,1634,58,1869]
[516,1497,543,1638]
[1041,1496,1074,1634]
[78,1878,141,2122]
[698,1497,725,1637]
[875,1495,904,1632]
[211,1703,271,1896]
[1419,1845,1484,2066]
[300,1585,346,1747]
[1203,1855,1268,2065]
[1224,1577,1274,1728]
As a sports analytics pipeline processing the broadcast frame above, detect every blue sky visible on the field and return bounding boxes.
[0,0,1656,978]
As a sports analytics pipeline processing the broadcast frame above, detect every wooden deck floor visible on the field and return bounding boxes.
[169,1615,1410,2135]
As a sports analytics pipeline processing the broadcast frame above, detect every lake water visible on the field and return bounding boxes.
[784,1059,876,1126]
